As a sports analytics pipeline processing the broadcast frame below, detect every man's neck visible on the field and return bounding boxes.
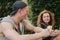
[11,15,21,26]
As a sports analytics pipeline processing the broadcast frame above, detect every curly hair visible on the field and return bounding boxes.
[37,10,55,26]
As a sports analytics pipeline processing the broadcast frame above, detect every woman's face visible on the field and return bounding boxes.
[42,13,50,24]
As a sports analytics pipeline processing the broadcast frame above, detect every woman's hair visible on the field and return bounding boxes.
[37,10,55,26]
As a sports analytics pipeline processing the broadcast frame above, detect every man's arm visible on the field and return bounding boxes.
[23,19,44,33]
[1,22,51,40]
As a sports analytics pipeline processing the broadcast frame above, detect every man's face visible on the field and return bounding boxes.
[19,6,29,20]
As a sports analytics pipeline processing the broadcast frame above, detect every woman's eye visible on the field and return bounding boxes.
[43,16,46,18]
[47,16,50,17]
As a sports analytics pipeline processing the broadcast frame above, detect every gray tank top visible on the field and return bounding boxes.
[0,15,24,40]
[1,15,24,34]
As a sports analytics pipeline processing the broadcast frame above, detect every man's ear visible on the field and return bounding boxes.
[17,9,22,15]
[18,9,21,12]
[21,7,26,11]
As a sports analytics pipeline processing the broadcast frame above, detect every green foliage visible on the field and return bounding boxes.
[0,0,16,17]
[0,0,60,35]
[27,0,60,29]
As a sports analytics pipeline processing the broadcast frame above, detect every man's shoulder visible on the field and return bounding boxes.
[0,22,13,30]
[1,22,11,25]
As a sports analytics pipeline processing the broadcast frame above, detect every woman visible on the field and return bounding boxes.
[37,10,55,40]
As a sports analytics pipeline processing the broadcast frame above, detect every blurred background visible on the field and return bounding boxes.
[0,0,60,36]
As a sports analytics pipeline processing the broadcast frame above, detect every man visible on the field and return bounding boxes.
[0,1,52,40]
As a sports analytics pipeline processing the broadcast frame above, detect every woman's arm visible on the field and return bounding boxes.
[54,30,60,36]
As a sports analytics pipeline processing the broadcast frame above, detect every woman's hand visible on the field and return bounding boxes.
[54,30,60,36]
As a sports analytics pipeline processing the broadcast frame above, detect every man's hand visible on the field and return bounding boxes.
[40,29,51,37]
[34,27,45,33]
